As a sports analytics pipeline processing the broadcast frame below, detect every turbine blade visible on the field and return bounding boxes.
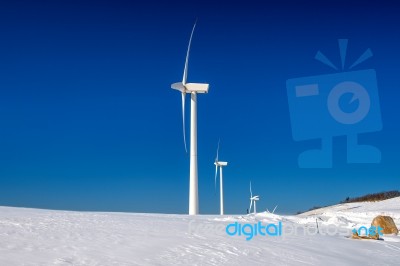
[272,205,278,214]
[181,92,187,153]
[182,20,197,84]
[214,164,218,194]
[249,200,253,213]
[216,139,220,162]
[250,181,252,198]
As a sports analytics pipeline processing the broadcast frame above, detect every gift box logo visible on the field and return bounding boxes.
[286,39,382,168]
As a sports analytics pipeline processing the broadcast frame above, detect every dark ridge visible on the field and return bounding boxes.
[340,191,400,203]
[296,191,400,214]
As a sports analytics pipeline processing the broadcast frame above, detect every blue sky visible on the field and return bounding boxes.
[0,0,399,214]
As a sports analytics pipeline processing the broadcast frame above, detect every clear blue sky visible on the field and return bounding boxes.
[0,0,399,214]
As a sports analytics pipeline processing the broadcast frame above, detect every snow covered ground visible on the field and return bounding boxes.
[0,197,399,265]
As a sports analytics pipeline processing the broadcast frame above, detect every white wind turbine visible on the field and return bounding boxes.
[214,140,228,215]
[267,205,278,214]
[171,21,209,215]
[249,181,260,214]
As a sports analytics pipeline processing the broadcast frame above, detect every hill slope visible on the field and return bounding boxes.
[0,198,399,265]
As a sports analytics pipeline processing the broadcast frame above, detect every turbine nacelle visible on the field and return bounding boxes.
[215,161,228,167]
[171,82,209,94]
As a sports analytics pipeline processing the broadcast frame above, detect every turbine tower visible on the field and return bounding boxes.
[249,181,260,214]
[171,21,209,215]
[214,140,228,215]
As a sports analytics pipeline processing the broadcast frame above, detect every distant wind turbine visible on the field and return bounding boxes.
[214,140,228,215]
[171,21,209,215]
[267,205,278,214]
[249,181,260,214]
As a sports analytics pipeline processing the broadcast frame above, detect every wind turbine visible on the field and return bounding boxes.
[171,21,209,215]
[214,140,228,215]
[249,181,260,214]
[267,205,278,214]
